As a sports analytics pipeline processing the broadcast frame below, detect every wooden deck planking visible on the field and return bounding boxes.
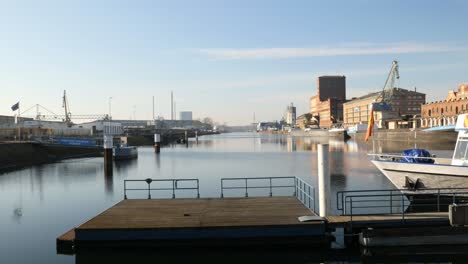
[77,197,319,230]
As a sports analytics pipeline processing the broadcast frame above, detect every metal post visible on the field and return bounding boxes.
[390,190,393,214]
[221,180,224,198]
[197,180,200,198]
[318,144,330,217]
[148,181,151,199]
[269,178,273,197]
[245,178,248,197]
[401,194,405,222]
[437,189,440,212]
[154,134,161,153]
[172,180,176,199]
[124,181,127,199]
[103,134,113,176]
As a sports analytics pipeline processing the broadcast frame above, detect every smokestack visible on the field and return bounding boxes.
[171,91,173,120]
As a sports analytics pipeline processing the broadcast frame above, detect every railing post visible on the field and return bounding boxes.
[245,178,248,198]
[308,185,311,209]
[401,194,405,222]
[221,179,224,198]
[148,182,151,199]
[350,197,353,226]
[294,178,299,198]
[294,178,297,197]
[390,190,393,214]
[124,180,127,200]
[172,180,176,199]
[313,187,316,213]
[269,178,273,197]
[437,189,440,212]
[197,180,200,198]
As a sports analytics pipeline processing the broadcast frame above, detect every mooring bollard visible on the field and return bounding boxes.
[103,134,113,176]
[318,144,330,217]
[154,133,161,153]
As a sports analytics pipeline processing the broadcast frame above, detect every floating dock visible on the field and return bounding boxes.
[57,197,329,254]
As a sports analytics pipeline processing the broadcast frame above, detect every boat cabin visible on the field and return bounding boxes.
[452,114,468,166]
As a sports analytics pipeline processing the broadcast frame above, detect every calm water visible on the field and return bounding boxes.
[0,133,456,263]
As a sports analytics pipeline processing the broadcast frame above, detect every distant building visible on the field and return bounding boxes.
[343,88,426,128]
[257,122,280,131]
[309,75,346,128]
[284,103,296,126]
[421,83,468,128]
[179,111,193,121]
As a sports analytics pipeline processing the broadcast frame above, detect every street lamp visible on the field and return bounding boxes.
[109,97,112,120]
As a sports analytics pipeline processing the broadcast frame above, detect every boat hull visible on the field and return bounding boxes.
[371,160,468,192]
[113,147,138,160]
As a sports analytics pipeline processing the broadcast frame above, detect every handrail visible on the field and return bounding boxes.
[124,178,200,199]
[220,176,316,214]
[220,176,296,198]
[337,187,468,212]
[295,177,316,213]
[337,187,468,224]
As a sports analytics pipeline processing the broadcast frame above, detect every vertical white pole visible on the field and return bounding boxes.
[318,144,330,217]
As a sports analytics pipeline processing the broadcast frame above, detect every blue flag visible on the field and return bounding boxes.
[11,102,19,111]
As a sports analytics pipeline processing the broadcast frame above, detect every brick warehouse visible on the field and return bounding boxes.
[421,83,468,128]
[309,76,346,128]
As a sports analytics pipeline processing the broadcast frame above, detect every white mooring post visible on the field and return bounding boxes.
[103,134,113,176]
[318,144,330,217]
[154,133,161,153]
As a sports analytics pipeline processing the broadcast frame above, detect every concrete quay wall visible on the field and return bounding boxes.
[0,143,101,173]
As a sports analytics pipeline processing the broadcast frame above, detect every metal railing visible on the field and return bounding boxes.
[295,177,316,213]
[220,176,296,198]
[337,187,468,221]
[124,178,200,199]
[220,176,316,213]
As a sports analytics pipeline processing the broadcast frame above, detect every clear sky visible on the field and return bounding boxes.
[1,0,468,125]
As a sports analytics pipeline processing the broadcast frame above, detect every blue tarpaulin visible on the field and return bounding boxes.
[401,149,435,164]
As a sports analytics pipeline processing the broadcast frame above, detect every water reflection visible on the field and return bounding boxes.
[0,132,459,264]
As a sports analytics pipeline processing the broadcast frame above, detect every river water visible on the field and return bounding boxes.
[0,132,457,263]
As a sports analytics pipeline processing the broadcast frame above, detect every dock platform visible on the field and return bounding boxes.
[57,197,328,253]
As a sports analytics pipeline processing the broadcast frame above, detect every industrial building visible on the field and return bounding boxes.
[179,111,193,121]
[421,83,468,128]
[309,76,346,128]
[343,88,425,128]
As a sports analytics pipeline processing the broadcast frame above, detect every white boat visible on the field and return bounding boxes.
[370,113,468,193]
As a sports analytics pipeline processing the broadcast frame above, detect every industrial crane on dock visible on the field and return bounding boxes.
[373,60,400,111]
[20,90,109,126]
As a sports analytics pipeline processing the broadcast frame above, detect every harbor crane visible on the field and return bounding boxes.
[373,60,400,111]
[20,90,109,126]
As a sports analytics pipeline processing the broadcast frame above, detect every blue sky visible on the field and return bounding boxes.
[1,0,468,125]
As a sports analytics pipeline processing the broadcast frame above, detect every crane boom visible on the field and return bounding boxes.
[373,60,400,111]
